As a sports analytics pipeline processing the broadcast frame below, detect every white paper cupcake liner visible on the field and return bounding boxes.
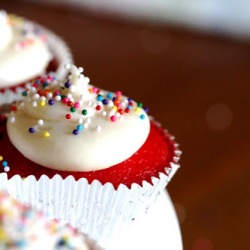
[0,19,73,107]
[0,122,181,249]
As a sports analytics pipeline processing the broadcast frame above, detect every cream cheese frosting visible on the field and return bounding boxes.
[0,191,100,250]
[0,11,52,88]
[7,64,150,171]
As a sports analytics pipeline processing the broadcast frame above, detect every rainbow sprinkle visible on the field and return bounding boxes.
[8,65,149,138]
[0,191,100,249]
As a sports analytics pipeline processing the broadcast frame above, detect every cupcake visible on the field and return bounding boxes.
[0,190,101,250]
[0,64,181,248]
[0,10,73,106]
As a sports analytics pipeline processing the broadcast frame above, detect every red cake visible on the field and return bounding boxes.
[0,116,178,189]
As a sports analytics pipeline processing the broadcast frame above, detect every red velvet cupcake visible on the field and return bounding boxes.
[0,10,72,107]
[0,64,181,249]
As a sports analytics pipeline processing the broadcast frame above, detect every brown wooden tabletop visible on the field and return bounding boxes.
[2,1,250,249]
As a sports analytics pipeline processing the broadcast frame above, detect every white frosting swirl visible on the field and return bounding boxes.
[0,11,52,88]
[7,65,150,171]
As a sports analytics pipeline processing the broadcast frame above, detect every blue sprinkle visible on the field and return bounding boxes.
[77,125,83,131]
[106,92,113,99]
[140,114,146,120]
[48,99,54,105]
[64,80,71,88]
[28,128,35,133]
[144,107,149,113]
[102,99,108,105]
[2,161,8,167]
[16,240,27,247]
[97,94,103,101]
[43,82,49,88]
[73,129,78,135]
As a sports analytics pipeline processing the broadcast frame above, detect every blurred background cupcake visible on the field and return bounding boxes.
[0,10,73,107]
[0,190,102,250]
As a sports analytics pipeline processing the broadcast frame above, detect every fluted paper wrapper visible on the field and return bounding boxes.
[0,19,73,107]
[0,125,180,249]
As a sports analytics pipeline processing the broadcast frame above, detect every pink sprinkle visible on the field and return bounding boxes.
[110,115,117,122]
[116,91,122,97]
[74,102,80,109]
[63,98,69,104]
[48,75,54,81]
[92,87,98,93]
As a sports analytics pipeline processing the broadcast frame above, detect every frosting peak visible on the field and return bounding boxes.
[64,64,91,99]
[7,65,150,172]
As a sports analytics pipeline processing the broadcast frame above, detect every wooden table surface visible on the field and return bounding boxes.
[2,1,250,249]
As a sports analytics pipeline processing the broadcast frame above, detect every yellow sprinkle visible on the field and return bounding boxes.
[43,131,50,138]
[39,101,46,107]
[0,156,3,161]
[112,106,117,112]
[135,107,141,114]
[0,228,7,241]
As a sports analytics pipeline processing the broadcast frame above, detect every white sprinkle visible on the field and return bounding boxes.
[32,101,38,107]
[83,77,90,84]
[83,122,89,129]
[78,118,83,124]
[9,116,16,123]
[69,97,74,103]
[102,111,107,117]
[30,87,37,93]
[121,101,127,107]
[86,118,91,124]
[67,93,73,99]
[55,95,61,101]
[65,63,71,70]
[47,93,53,99]
[108,100,114,107]
[109,110,116,116]
[96,125,102,132]
[40,96,46,101]
[69,85,76,93]
[87,101,92,106]
[4,166,10,172]
[33,93,40,100]
[38,119,44,126]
